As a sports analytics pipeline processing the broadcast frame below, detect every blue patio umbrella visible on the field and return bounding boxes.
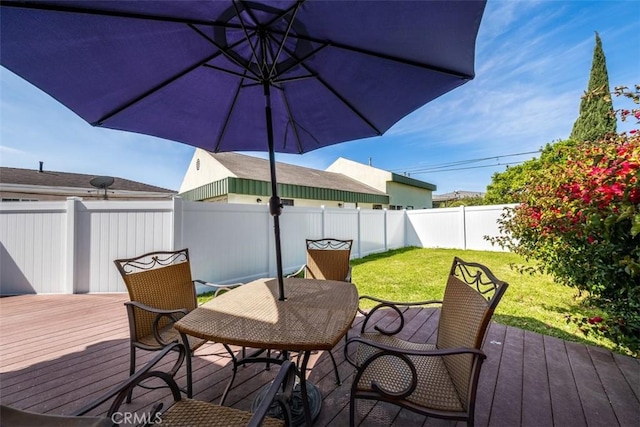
[0,0,486,300]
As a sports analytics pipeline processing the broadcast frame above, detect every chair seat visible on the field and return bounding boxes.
[161,399,285,427]
[356,333,464,413]
[137,324,206,351]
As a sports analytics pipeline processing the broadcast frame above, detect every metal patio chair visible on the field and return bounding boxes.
[289,238,353,282]
[0,343,296,427]
[345,257,508,426]
[287,238,353,385]
[114,248,241,401]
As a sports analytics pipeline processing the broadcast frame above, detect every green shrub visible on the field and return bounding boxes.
[490,86,640,356]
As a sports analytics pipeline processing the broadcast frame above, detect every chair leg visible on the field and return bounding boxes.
[349,396,356,426]
[126,345,136,403]
[329,351,341,385]
[219,343,238,405]
[181,335,194,398]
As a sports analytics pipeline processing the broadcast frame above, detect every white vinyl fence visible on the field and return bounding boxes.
[0,199,514,295]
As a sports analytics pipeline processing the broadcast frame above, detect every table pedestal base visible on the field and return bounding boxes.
[251,378,322,426]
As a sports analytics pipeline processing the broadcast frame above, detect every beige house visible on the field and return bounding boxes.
[179,150,437,210]
[326,158,436,209]
[179,150,389,208]
[0,166,175,201]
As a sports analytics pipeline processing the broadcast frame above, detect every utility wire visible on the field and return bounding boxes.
[408,161,525,175]
[390,149,541,174]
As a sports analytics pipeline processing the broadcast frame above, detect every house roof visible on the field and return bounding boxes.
[210,152,386,196]
[390,173,437,191]
[0,167,175,193]
[432,190,485,202]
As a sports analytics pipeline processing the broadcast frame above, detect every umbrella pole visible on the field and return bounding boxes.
[264,82,286,301]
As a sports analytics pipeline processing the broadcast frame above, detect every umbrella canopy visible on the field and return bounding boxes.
[1,0,487,299]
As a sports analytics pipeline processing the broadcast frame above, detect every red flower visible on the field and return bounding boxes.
[588,316,604,324]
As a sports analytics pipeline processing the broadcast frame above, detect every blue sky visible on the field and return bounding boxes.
[1,1,639,194]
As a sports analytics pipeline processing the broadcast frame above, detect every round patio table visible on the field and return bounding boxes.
[174,277,359,426]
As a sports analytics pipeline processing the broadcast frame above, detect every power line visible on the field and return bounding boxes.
[390,149,541,174]
[408,161,525,174]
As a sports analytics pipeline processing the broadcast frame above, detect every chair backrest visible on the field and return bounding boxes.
[436,257,508,409]
[114,249,197,340]
[305,238,352,281]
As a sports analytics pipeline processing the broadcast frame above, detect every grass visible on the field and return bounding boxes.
[198,246,620,354]
[350,247,619,353]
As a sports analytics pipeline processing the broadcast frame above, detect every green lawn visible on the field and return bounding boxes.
[351,247,618,353]
[198,246,619,354]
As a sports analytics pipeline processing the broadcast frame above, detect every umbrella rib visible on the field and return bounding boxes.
[261,0,306,29]
[0,0,283,42]
[231,0,262,77]
[279,89,305,154]
[265,32,331,79]
[213,75,247,152]
[269,31,473,80]
[273,74,317,84]
[267,1,303,80]
[0,0,236,28]
[202,64,260,82]
[94,52,225,126]
[188,24,262,81]
[277,45,382,135]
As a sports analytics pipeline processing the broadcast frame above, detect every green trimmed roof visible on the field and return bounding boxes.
[390,173,437,191]
[180,177,390,204]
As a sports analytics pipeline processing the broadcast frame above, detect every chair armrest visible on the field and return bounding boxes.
[73,343,185,417]
[357,296,442,335]
[247,360,297,427]
[124,302,189,346]
[286,264,307,278]
[346,336,486,360]
[345,336,486,400]
[124,301,189,317]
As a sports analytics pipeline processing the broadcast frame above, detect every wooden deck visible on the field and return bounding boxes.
[1,294,638,426]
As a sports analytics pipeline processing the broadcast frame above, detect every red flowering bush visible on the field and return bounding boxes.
[491,85,640,355]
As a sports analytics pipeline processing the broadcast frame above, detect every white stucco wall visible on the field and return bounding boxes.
[326,158,391,192]
[179,148,235,193]
[387,181,433,209]
[219,193,381,209]
[327,157,433,209]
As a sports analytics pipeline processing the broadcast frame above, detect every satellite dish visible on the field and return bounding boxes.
[90,176,115,200]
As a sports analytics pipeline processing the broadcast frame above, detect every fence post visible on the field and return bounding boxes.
[403,209,409,248]
[65,197,81,294]
[460,205,467,250]
[172,196,184,250]
[384,208,388,251]
[321,205,326,238]
[356,207,362,258]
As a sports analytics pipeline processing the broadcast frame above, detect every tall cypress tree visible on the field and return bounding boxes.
[570,32,616,142]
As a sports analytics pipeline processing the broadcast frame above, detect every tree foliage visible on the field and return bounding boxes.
[486,33,617,205]
[484,140,575,204]
[490,86,640,355]
[443,195,487,207]
[570,32,617,142]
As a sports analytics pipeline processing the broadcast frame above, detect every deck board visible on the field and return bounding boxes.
[521,330,553,427]
[1,294,638,426]
[565,341,619,427]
